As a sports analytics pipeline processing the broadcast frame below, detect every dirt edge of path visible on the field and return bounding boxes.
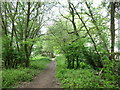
[18,60,60,88]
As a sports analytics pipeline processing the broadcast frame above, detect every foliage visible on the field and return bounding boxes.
[31,55,51,61]
[1,1,50,68]
[47,20,97,69]
[2,56,51,88]
[56,55,120,88]
[101,56,120,87]
[1,0,120,89]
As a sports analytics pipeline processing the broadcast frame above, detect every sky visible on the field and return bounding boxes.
[41,0,103,34]
[40,0,120,51]
[2,0,119,51]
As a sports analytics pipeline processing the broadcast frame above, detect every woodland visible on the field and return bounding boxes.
[1,0,120,88]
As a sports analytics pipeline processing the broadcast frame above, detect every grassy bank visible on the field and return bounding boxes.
[55,55,119,88]
[2,56,51,88]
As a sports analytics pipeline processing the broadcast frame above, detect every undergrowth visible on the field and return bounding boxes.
[2,56,51,88]
[55,55,120,88]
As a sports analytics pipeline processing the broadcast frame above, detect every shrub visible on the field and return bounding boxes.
[56,55,120,88]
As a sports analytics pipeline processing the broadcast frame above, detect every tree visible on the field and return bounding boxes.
[1,1,48,68]
[110,2,115,60]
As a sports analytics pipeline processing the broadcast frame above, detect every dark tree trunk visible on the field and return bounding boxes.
[76,56,79,68]
[72,56,75,68]
[110,2,115,60]
[25,2,30,67]
[67,56,70,68]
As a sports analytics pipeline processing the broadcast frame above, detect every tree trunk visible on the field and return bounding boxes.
[76,56,79,68]
[110,2,115,60]
[118,5,120,58]
[85,2,109,53]
[25,2,30,67]
[72,56,74,68]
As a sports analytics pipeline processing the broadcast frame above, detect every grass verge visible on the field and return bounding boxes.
[2,56,51,88]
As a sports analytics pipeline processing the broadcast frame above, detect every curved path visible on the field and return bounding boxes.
[19,60,60,88]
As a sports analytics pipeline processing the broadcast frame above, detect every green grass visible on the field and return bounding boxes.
[31,55,51,61]
[0,70,2,89]
[30,57,51,70]
[55,55,119,88]
[2,56,51,88]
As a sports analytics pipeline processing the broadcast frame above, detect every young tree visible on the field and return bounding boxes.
[1,1,48,68]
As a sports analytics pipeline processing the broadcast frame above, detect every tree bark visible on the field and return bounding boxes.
[25,2,30,67]
[110,2,115,60]
[118,5,120,58]
[76,56,79,68]
[68,2,79,37]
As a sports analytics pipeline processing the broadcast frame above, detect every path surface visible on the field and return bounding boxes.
[19,60,60,88]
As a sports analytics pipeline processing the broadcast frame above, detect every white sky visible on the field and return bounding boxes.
[2,0,119,50]
[41,0,120,52]
[41,0,103,34]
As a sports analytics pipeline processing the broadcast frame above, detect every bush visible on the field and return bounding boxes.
[55,55,120,88]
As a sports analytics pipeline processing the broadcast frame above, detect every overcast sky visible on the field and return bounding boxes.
[41,0,104,34]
